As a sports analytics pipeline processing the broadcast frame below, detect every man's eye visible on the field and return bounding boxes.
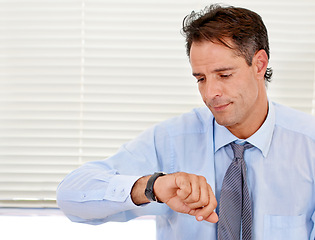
[220,74,232,78]
[196,77,205,83]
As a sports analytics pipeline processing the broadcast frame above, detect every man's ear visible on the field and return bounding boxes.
[253,49,268,81]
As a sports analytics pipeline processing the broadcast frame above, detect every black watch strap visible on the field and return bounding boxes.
[145,172,166,203]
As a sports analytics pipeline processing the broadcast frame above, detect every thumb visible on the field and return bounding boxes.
[203,212,219,223]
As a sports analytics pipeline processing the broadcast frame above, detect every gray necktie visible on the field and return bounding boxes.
[217,142,253,240]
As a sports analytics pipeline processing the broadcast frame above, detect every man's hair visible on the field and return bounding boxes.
[182,4,273,83]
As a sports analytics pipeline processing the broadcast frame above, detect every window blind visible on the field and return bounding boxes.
[0,0,82,207]
[0,0,314,208]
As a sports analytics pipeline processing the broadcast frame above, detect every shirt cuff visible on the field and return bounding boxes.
[104,175,142,205]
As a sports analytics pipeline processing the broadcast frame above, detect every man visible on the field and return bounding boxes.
[57,4,315,239]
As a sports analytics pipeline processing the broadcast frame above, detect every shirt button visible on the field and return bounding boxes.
[111,189,116,196]
[120,189,125,197]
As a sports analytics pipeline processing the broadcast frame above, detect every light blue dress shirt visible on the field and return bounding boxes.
[57,101,315,240]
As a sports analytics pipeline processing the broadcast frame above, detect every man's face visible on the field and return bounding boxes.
[190,40,268,138]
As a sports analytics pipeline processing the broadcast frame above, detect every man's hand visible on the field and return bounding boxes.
[154,172,218,223]
[131,172,218,223]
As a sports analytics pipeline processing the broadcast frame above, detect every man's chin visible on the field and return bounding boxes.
[213,116,235,127]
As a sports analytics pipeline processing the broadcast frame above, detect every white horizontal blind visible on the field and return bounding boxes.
[0,0,314,208]
[0,0,83,207]
[81,1,202,163]
[0,0,202,208]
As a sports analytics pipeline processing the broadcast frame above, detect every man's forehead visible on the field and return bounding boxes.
[189,40,247,69]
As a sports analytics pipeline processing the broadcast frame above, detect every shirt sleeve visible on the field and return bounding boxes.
[56,123,172,224]
[56,171,144,224]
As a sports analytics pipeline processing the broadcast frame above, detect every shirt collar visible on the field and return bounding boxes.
[213,101,275,157]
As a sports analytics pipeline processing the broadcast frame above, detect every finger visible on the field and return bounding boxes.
[196,211,219,223]
[176,173,192,200]
[194,185,218,222]
[182,175,201,204]
[185,176,209,209]
[204,212,219,223]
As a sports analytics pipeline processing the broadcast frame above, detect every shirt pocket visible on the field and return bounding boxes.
[264,214,308,240]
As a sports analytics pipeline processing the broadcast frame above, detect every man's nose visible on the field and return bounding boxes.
[202,78,222,100]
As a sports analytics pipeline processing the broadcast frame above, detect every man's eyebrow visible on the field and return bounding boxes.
[212,67,235,72]
[192,72,203,77]
[192,67,236,76]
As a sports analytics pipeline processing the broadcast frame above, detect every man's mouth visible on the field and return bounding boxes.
[212,103,230,112]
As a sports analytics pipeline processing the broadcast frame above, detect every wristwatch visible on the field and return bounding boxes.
[145,172,166,203]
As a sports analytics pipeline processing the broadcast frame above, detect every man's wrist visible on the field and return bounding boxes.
[144,172,166,203]
[131,175,151,206]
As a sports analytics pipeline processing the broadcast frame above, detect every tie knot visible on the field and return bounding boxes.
[230,142,253,160]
